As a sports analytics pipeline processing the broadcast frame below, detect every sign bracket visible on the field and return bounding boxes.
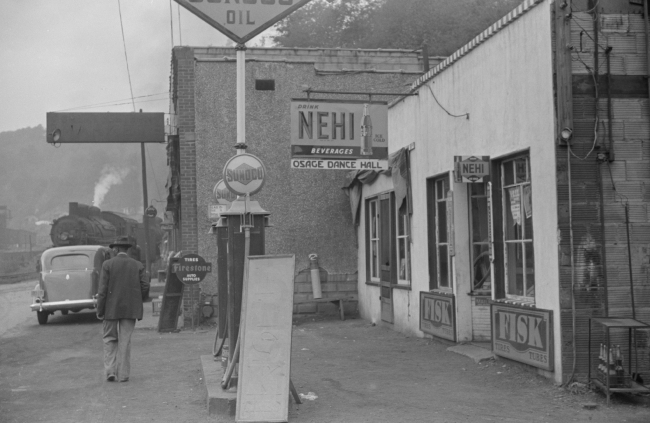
[304,88,418,100]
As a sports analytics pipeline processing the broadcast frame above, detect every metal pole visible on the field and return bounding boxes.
[236,44,246,147]
[140,142,151,282]
[624,203,636,319]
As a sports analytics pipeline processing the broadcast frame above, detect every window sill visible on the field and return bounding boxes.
[467,291,491,297]
[392,284,411,291]
[493,298,536,308]
[365,281,380,287]
[429,289,454,297]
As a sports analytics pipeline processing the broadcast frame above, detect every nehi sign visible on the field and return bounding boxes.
[290,99,388,169]
[454,156,490,183]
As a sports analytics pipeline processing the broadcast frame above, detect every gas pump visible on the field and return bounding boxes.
[212,151,270,388]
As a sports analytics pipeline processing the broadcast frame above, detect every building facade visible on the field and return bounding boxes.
[355,0,650,384]
[166,46,440,325]
[166,0,650,385]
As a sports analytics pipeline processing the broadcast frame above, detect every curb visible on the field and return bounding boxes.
[201,355,237,416]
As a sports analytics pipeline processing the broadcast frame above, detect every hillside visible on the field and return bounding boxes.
[0,125,168,243]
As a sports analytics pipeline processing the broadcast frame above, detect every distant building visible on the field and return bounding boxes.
[0,206,35,250]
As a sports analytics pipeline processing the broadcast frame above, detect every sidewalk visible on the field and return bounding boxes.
[3,293,649,423]
[137,294,649,423]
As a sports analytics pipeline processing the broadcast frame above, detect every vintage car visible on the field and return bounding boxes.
[31,245,112,324]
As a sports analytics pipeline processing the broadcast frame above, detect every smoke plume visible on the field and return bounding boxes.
[93,166,130,208]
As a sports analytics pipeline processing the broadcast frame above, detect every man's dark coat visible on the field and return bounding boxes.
[97,253,148,320]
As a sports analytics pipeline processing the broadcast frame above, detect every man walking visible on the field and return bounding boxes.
[97,236,149,382]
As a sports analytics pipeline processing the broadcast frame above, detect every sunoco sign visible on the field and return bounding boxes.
[491,304,554,371]
[222,153,266,196]
[420,292,456,342]
[213,179,237,205]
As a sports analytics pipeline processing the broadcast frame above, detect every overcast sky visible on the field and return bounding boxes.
[0,0,276,133]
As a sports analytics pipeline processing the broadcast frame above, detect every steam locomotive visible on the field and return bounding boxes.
[50,202,163,265]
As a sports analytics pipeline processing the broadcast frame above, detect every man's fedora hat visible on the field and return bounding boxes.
[109,236,132,249]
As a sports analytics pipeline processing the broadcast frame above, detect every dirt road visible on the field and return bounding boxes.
[1,284,649,422]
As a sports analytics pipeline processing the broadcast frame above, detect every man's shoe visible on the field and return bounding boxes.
[107,375,116,382]
[119,378,129,382]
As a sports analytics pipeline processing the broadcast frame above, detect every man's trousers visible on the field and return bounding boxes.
[102,318,136,381]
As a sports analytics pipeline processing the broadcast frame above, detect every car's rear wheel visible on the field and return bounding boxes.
[61,310,69,315]
[37,311,49,325]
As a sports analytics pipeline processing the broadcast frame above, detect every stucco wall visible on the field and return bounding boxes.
[357,1,561,379]
[190,52,421,294]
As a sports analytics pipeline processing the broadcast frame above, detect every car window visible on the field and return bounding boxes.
[48,254,91,271]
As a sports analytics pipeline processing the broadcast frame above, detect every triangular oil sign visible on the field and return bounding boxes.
[175,0,313,44]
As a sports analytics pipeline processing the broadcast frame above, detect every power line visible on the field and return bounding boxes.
[54,93,169,112]
[169,0,175,48]
[178,4,183,46]
[117,0,136,112]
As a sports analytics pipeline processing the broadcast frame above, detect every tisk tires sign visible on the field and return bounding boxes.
[491,303,554,371]
[223,153,266,196]
[420,292,456,342]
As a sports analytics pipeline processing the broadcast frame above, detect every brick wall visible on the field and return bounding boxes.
[556,11,650,382]
[293,268,359,317]
[172,46,201,326]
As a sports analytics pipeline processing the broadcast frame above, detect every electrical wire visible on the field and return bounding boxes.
[169,0,175,48]
[569,55,600,161]
[571,0,600,16]
[571,14,609,53]
[53,93,169,112]
[117,0,136,112]
[426,84,469,119]
[178,4,183,46]
[564,143,578,387]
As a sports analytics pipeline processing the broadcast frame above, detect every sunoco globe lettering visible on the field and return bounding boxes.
[216,188,237,201]
[225,166,264,184]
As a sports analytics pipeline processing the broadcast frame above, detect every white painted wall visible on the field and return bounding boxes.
[357,1,563,382]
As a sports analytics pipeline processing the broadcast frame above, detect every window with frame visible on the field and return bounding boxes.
[368,198,380,281]
[427,176,451,291]
[501,155,535,300]
[469,183,492,294]
[397,202,410,284]
[365,193,411,285]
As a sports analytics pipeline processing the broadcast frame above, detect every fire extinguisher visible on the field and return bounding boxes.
[309,254,322,299]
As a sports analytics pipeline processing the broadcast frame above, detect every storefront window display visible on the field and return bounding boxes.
[427,175,451,291]
[501,156,535,300]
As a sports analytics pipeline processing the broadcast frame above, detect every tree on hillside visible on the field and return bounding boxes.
[273,0,524,55]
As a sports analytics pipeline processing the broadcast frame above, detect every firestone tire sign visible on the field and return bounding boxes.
[223,153,267,196]
[175,0,313,44]
[173,253,212,285]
